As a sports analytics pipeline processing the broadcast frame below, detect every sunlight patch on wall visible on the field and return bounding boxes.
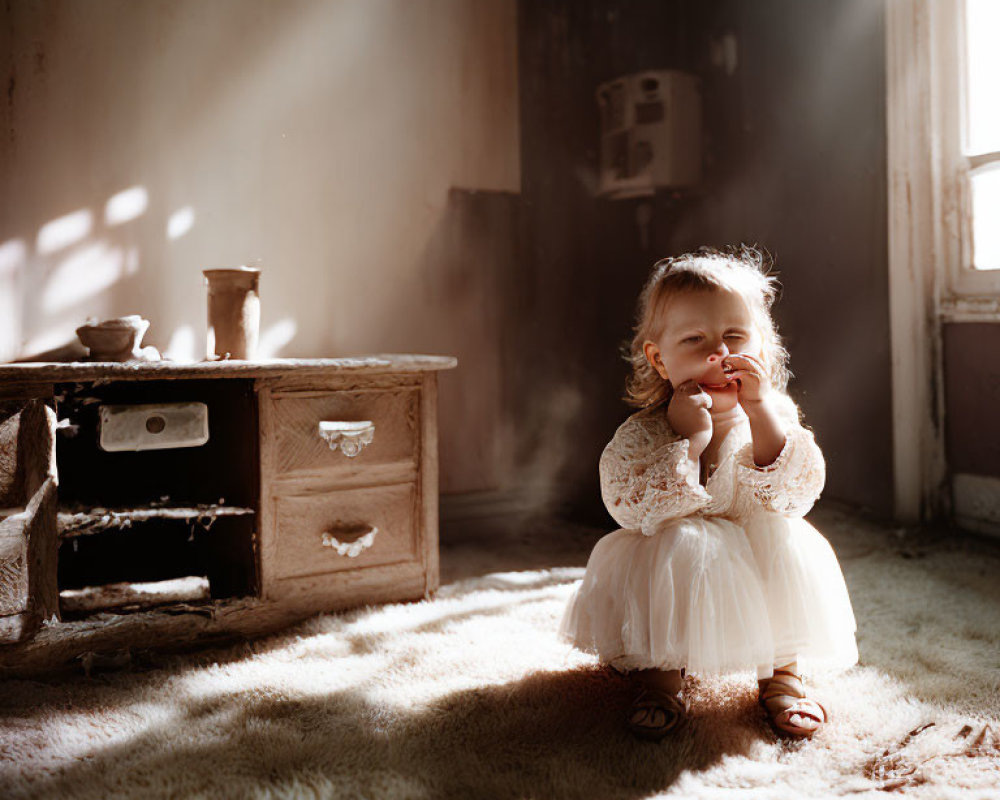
[36,210,92,255]
[258,318,297,358]
[125,246,141,275]
[104,186,149,226]
[167,207,195,240]
[164,325,197,362]
[0,238,28,277]
[42,241,124,314]
[0,239,27,361]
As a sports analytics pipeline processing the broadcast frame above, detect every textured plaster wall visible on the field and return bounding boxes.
[0,0,519,494]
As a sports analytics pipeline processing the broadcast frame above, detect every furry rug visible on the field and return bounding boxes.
[2,505,1000,799]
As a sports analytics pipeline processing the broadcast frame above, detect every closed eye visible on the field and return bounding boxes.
[724,331,747,340]
[681,335,703,344]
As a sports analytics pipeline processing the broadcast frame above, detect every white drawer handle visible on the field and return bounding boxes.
[318,420,375,457]
[321,525,378,558]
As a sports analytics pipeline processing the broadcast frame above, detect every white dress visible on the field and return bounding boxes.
[559,395,858,679]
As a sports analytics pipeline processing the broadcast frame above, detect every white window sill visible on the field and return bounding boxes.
[940,295,1000,323]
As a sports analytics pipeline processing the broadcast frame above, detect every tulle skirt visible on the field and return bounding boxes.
[559,512,858,677]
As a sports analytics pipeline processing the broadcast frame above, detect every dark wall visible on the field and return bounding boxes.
[943,323,1000,479]
[516,0,892,521]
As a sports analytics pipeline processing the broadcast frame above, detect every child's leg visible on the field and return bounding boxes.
[758,660,827,737]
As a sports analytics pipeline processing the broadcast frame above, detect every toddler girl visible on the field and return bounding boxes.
[560,246,858,741]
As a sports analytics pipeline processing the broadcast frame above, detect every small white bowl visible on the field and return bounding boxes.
[76,316,150,362]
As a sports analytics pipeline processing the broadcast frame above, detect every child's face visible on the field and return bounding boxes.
[644,287,763,414]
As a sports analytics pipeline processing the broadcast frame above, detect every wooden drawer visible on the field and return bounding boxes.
[270,388,419,477]
[273,482,419,580]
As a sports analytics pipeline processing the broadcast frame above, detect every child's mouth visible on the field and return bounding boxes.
[699,380,734,392]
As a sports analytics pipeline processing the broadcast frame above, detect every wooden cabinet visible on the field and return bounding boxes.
[0,356,454,674]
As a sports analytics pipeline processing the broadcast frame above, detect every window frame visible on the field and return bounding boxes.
[940,0,1000,304]
[886,0,949,523]
[887,0,1000,525]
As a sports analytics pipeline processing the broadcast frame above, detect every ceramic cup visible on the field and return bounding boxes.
[203,267,260,360]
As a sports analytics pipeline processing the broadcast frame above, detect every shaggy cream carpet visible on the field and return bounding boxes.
[2,504,999,799]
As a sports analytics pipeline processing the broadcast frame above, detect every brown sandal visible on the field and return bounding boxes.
[627,687,688,741]
[759,669,827,738]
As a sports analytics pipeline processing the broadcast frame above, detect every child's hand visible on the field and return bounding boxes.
[724,353,786,466]
[723,354,772,407]
[667,380,713,458]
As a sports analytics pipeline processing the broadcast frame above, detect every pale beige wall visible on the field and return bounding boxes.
[0,0,519,493]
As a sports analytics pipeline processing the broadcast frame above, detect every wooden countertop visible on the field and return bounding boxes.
[0,354,458,382]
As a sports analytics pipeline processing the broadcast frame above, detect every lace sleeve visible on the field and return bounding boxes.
[599,414,711,535]
[733,424,825,517]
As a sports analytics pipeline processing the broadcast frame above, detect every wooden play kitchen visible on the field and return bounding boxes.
[0,356,455,675]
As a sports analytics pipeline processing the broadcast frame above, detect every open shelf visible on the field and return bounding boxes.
[59,576,212,619]
[58,504,255,538]
[52,378,261,616]
[57,513,258,607]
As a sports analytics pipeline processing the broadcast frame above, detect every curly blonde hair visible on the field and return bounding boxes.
[624,244,790,408]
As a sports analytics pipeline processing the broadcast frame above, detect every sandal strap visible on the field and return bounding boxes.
[760,671,806,703]
[628,687,687,739]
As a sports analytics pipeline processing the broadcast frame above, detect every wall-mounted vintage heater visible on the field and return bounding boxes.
[597,70,702,199]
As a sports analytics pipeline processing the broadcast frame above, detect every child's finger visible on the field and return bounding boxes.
[723,354,765,377]
[727,353,767,373]
[722,353,755,370]
[687,390,713,409]
[675,380,711,408]
[726,369,758,386]
[739,353,769,375]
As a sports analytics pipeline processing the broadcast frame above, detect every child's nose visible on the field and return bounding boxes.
[706,342,729,363]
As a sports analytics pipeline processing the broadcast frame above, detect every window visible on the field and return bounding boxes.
[942,0,1000,299]
[964,0,1000,271]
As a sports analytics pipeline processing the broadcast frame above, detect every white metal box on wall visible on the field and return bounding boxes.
[597,70,702,199]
